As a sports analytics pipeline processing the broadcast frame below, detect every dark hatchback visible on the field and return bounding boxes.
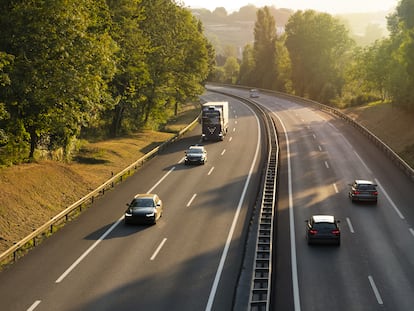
[306,215,341,246]
[348,179,378,204]
[124,194,163,225]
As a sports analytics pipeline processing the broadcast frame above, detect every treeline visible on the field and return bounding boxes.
[213,0,414,112]
[0,0,214,164]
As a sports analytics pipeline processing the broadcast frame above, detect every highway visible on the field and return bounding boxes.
[0,92,264,311]
[214,85,414,311]
[1,85,414,311]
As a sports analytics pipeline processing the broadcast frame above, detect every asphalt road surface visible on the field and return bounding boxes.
[215,85,414,311]
[0,92,264,311]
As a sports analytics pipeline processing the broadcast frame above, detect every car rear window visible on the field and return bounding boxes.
[358,184,376,190]
[313,222,336,230]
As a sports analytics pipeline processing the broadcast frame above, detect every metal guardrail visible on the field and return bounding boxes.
[0,115,200,267]
[248,104,279,311]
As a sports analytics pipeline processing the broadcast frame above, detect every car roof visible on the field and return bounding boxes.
[311,215,336,223]
[354,179,375,185]
[133,193,157,199]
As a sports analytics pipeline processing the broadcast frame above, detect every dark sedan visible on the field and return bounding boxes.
[348,179,378,204]
[124,193,163,225]
[306,215,341,246]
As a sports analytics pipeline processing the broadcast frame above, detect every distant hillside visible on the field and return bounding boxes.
[191,5,394,56]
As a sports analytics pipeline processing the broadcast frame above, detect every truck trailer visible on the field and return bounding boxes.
[201,101,229,141]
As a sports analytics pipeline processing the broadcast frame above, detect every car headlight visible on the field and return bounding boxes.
[125,212,132,217]
[146,212,155,217]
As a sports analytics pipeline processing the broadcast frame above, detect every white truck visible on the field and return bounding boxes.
[201,101,229,141]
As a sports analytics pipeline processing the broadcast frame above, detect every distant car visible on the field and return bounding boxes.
[306,215,341,246]
[249,88,260,98]
[184,145,207,165]
[124,193,163,225]
[348,179,378,204]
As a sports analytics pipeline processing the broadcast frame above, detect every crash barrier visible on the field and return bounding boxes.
[208,88,279,310]
[0,114,200,267]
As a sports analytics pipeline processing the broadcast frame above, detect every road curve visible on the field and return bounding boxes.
[213,85,414,311]
[0,93,265,311]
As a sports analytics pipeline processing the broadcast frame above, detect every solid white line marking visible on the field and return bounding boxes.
[56,217,123,283]
[187,194,197,207]
[333,183,339,193]
[368,275,383,305]
[205,105,261,311]
[375,178,405,219]
[56,167,176,283]
[353,151,372,174]
[221,149,226,156]
[346,217,355,233]
[150,238,167,261]
[271,111,301,311]
[147,167,176,193]
[208,167,215,175]
[410,228,414,237]
[324,161,329,169]
[27,300,41,311]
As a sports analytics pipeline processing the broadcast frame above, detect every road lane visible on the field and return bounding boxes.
[0,95,264,311]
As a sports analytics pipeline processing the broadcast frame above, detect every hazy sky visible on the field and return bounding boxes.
[183,0,400,14]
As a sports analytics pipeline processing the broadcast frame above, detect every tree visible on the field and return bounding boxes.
[0,0,117,159]
[285,10,353,103]
[137,0,211,128]
[106,0,151,136]
[252,6,278,89]
[223,57,240,83]
[384,0,414,110]
[238,44,255,85]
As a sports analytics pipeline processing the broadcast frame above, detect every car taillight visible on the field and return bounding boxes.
[373,191,378,195]
[332,229,340,235]
[309,229,318,235]
[353,190,360,195]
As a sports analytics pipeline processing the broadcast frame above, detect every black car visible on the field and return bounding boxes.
[348,179,378,203]
[184,145,207,165]
[306,215,341,246]
[124,194,163,225]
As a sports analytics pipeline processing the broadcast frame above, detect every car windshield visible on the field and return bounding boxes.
[131,198,155,208]
[188,148,203,154]
[313,222,336,230]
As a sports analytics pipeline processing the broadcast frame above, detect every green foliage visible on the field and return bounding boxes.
[0,0,213,164]
[223,57,240,83]
[285,10,354,102]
